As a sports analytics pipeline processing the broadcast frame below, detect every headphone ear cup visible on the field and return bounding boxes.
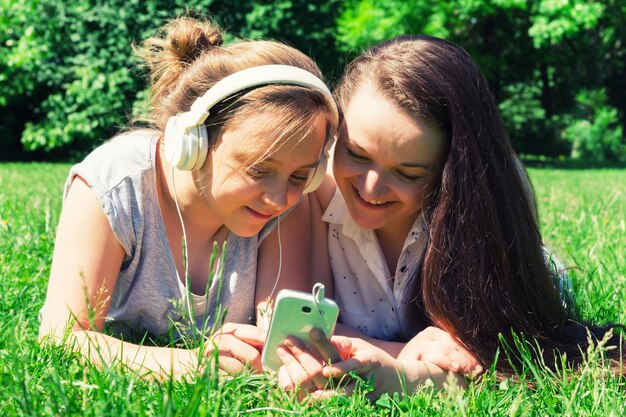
[164,114,209,171]
[190,124,209,171]
[303,144,329,194]
[164,115,186,168]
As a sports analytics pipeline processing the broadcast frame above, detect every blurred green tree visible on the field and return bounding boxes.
[336,0,626,161]
[0,0,342,159]
[1,0,624,162]
[1,0,171,158]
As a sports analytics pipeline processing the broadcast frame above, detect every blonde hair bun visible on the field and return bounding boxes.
[165,17,223,66]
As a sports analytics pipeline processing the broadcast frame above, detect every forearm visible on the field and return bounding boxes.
[67,330,200,380]
[335,323,405,357]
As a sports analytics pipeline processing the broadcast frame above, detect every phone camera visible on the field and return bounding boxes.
[302,306,312,313]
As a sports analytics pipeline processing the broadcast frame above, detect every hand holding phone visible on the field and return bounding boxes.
[261,283,339,371]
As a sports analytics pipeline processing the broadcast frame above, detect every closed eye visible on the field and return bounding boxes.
[290,170,311,184]
[248,166,311,185]
[247,166,271,180]
[346,148,370,163]
[396,170,424,182]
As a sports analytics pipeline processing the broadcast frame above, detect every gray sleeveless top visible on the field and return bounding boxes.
[65,129,280,341]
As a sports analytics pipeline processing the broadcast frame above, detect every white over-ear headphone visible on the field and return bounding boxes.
[163,64,338,194]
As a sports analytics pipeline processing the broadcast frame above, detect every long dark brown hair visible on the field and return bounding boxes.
[335,35,624,373]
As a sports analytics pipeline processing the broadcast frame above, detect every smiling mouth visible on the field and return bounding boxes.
[246,207,274,219]
[355,187,390,207]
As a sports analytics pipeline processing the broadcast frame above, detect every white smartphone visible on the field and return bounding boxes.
[261,284,339,371]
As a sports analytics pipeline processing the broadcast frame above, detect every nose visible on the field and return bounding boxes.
[261,180,289,211]
[362,168,385,196]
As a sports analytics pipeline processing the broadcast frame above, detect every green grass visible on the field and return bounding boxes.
[531,168,626,324]
[1,163,625,416]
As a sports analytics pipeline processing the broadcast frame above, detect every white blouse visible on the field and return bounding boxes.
[322,189,428,340]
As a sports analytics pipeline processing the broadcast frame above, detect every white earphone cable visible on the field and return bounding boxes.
[268,217,282,301]
[170,165,195,325]
[171,163,282,329]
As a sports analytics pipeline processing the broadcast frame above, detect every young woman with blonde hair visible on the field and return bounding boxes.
[39,16,338,379]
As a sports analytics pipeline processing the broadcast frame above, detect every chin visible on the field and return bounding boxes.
[350,211,386,230]
[234,229,264,238]
[228,223,266,238]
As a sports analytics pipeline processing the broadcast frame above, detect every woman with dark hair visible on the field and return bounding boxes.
[277,34,624,398]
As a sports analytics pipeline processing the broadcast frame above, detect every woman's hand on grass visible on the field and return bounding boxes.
[398,326,483,377]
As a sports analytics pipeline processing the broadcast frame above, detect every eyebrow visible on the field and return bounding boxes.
[235,153,320,170]
[399,161,432,170]
[265,157,320,169]
[349,141,432,170]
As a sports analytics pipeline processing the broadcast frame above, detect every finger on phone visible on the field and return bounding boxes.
[277,346,316,394]
[284,335,325,364]
[309,328,342,364]
[283,337,328,389]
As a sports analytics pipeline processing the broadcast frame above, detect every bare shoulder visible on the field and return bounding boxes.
[40,176,125,340]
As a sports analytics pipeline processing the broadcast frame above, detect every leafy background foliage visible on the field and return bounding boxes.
[0,0,624,162]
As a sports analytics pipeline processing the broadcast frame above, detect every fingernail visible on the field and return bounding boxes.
[451,361,460,370]
[473,365,484,376]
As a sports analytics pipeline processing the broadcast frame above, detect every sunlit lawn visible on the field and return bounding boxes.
[1,162,624,416]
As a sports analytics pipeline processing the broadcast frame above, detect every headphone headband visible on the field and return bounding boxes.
[184,64,338,127]
[164,64,337,178]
